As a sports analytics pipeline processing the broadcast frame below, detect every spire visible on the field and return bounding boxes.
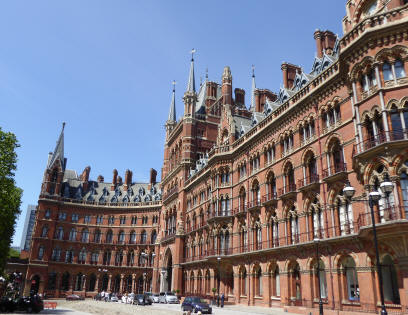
[47,122,65,170]
[167,80,177,122]
[186,48,196,93]
[251,65,256,111]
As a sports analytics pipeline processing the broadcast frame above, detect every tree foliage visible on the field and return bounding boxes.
[0,127,22,275]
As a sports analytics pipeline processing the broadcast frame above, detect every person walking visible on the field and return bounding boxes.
[220,293,224,308]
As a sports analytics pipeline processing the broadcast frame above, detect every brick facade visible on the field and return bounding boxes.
[25,1,408,313]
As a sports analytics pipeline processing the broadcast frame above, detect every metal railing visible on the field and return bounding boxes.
[298,174,319,188]
[322,162,347,179]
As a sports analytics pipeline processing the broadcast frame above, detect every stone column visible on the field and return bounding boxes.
[160,269,167,293]
[119,274,124,294]
[132,274,136,294]
[107,274,112,293]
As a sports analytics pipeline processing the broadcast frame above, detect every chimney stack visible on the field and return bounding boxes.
[314,29,337,58]
[124,169,133,190]
[111,169,118,191]
[281,62,301,89]
[150,168,157,186]
[234,88,245,106]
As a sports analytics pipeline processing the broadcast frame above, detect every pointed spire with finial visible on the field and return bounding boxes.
[47,122,66,170]
[251,65,256,111]
[167,80,177,122]
[186,48,196,93]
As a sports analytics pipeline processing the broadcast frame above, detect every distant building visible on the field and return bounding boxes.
[21,205,36,251]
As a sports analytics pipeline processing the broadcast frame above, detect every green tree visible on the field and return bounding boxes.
[0,127,22,274]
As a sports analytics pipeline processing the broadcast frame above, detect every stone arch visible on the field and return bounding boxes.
[375,45,408,64]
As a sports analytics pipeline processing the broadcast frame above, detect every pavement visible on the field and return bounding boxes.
[3,300,297,315]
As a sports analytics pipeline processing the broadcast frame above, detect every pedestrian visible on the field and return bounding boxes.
[217,295,220,307]
[221,293,224,308]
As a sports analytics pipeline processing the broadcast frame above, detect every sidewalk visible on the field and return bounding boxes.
[212,304,297,315]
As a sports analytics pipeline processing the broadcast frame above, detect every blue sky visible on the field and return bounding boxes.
[0,1,346,247]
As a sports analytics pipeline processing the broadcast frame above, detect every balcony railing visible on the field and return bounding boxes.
[322,162,347,179]
[298,174,319,189]
[262,192,278,203]
[232,204,247,216]
[208,210,233,220]
[353,130,407,157]
[278,184,297,197]
[163,186,178,202]
[186,221,207,233]
[247,199,261,210]
[180,206,406,263]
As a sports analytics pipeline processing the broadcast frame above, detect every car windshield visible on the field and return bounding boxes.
[191,297,206,303]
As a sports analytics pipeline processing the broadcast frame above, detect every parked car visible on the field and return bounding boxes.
[159,292,179,304]
[182,296,212,314]
[143,292,155,303]
[109,294,119,302]
[66,294,85,301]
[151,293,160,303]
[133,294,152,305]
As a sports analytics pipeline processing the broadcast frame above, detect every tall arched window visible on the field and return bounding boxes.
[61,272,70,291]
[311,200,325,238]
[94,229,101,243]
[255,266,262,296]
[81,229,89,243]
[38,246,44,260]
[69,228,77,241]
[240,268,247,295]
[395,60,406,79]
[151,230,157,244]
[314,260,327,299]
[400,170,408,217]
[141,230,147,244]
[118,231,125,244]
[127,250,135,266]
[273,266,280,297]
[336,194,354,235]
[78,248,87,263]
[381,255,400,304]
[343,257,359,301]
[103,251,111,265]
[41,226,48,238]
[51,247,61,261]
[106,230,113,243]
[383,62,394,81]
[55,227,64,240]
[390,105,403,140]
[130,231,136,244]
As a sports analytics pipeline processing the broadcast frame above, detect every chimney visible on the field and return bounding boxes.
[80,166,91,191]
[234,88,245,106]
[124,169,132,190]
[314,29,323,58]
[314,29,337,58]
[97,175,104,183]
[221,66,232,105]
[281,62,301,89]
[150,168,157,186]
[111,169,118,191]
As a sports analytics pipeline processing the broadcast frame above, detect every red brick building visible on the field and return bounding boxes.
[25,0,408,313]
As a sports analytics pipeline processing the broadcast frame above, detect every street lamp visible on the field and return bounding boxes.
[343,179,392,315]
[217,257,221,307]
[343,180,355,234]
[313,238,323,315]
[380,174,393,210]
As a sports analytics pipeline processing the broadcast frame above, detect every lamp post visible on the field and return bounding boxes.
[217,257,221,307]
[343,180,355,234]
[380,173,394,216]
[314,238,323,315]
[343,178,393,315]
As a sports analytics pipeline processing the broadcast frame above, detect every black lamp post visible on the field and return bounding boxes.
[314,238,323,315]
[343,177,394,315]
[217,257,221,307]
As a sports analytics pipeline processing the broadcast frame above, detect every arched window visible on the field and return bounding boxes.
[381,255,400,304]
[69,228,77,241]
[115,250,123,266]
[240,268,247,295]
[141,230,147,244]
[255,266,262,296]
[55,227,64,240]
[61,272,70,291]
[390,105,403,137]
[47,272,57,290]
[127,250,135,266]
[103,251,111,265]
[336,195,354,235]
[106,230,113,243]
[94,229,101,243]
[400,170,408,217]
[38,246,44,260]
[289,209,299,244]
[118,231,125,244]
[78,248,87,263]
[291,263,302,300]
[314,260,327,299]
[51,247,61,261]
[343,256,359,301]
[65,249,74,263]
[239,187,246,211]
[273,266,280,297]
[151,230,157,244]
[75,273,83,291]
[81,229,89,243]
[311,200,325,238]
[383,62,394,81]
[41,225,48,238]
[91,252,99,264]
[88,274,97,292]
[395,60,406,79]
